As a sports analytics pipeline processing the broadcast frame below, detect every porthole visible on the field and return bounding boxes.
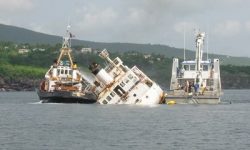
[106,96,112,101]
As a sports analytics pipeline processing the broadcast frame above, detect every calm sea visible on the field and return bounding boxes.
[0,90,250,150]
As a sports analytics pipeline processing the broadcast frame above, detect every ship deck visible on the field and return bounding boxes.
[165,90,221,104]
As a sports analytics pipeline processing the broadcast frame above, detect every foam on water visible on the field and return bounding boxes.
[29,100,43,104]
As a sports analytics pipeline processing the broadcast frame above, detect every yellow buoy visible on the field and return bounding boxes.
[167,100,176,105]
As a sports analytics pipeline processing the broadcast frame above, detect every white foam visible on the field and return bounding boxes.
[29,101,43,104]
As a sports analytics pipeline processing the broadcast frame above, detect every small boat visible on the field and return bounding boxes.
[165,32,222,104]
[37,28,96,103]
[88,49,164,105]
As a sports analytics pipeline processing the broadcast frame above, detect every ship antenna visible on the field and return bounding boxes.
[62,24,74,48]
[206,25,209,60]
[58,25,74,67]
[206,32,209,60]
[67,24,71,47]
[183,25,186,61]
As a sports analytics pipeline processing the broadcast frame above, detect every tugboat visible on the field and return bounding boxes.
[37,28,96,103]
[165,32,222,104]
[88,49,164,105]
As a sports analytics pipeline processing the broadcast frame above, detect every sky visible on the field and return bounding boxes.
[0,0,250,57]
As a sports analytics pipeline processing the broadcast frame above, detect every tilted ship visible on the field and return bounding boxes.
[165,32,222,104]
[88,49,164,105]
[37,29,96,103]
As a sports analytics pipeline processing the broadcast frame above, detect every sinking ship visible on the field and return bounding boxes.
[37,28,96,103]
[165,32,222,104]
[88,49,164,105]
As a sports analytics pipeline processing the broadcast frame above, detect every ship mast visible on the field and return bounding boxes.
[56,25,74,68]
[195,32,205,85]
[183,27,186,61]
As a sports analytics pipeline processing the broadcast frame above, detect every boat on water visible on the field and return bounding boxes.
[88,49,164,105]
[165,32,222,104]
[37,28,96,103]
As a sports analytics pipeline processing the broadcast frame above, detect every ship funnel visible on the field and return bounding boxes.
[89,62,100,75]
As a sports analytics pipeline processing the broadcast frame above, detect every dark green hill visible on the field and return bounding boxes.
[0,24,61,44]
[1,23,250,65]
[0,24,186,57]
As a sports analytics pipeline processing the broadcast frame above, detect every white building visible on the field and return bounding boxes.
[18,49,30,54]
[81,48,92,53]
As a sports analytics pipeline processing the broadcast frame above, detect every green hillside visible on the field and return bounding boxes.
[1,24,250,66]
[1,41,250,90]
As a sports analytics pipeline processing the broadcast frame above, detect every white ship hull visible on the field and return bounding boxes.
[89,49,164,105]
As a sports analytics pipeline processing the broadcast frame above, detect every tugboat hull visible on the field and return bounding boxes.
[37,90,96,104]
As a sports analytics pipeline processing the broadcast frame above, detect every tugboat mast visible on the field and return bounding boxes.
[57,25,74,68]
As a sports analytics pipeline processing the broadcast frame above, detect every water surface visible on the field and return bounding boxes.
[0,90,249,150]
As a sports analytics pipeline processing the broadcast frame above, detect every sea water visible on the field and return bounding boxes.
[0,90,249,150]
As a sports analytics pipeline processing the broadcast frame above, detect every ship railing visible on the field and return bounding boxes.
[168,88,219,97]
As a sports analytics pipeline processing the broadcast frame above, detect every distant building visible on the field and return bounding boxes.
[18,49,30,54]
[81,48,92,53]
[39,48,45,51]
[32,48,45,52]
[144,54,151,59]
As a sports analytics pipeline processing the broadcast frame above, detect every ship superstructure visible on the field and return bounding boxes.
[166,32,222,104]
[37,28,96,103]
[89,49,164,105]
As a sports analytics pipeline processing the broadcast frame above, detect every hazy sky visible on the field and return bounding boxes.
[0,0,249,57]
